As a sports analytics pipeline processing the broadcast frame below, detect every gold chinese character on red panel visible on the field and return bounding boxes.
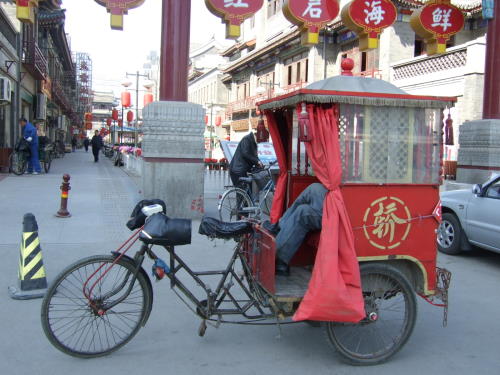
[363,197,412,250]
[341,0,397,51]
[283,0,340,46]
[95,0,145,30]
[205,0,264,39]
[410,0,465,55]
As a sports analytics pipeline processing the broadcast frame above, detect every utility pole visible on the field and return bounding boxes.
[126,71,149,147]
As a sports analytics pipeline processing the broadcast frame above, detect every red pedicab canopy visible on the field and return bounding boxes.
[258,69,455,322]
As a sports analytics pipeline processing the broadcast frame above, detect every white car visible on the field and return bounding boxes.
[438,174,500,255]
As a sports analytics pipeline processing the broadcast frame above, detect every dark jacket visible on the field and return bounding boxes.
[83,138,90,147]
[90,135,103,149]
[229,132,260,175]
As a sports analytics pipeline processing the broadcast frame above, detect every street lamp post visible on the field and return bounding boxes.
[126,71,149,147]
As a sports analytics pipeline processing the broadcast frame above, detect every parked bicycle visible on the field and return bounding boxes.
[9,138,31,175]
[218,160,277,222]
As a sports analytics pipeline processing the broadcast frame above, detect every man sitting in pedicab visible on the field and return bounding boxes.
[263,183,327,276]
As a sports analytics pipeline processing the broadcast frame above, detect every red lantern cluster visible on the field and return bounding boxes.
[106,118,112,127]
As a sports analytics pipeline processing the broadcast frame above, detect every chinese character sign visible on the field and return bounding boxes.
[16,0,38,24]
[363,197,412,250]
[283,0,340,46]
[341,0,396,51]
[95,0,146,30]
[410,0,464,55]
[205,0,264,39]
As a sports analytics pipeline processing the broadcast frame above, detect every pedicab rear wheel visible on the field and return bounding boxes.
[324,263,417,365]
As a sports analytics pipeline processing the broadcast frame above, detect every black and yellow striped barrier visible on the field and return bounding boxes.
[8,213,48,300]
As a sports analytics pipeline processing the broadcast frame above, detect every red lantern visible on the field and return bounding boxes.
[215,116,221,126]
[118,119,123,127]
[204,115,208,125]
[84,112,93,122]
[85,122,92,130]
[283,0,340,45]
[205,0,264,39]
[95,0,146,30]
[106,118,112,127]
[410,0,465,55]
[341,0,397,51]
[111,109,118,121]
[144,93,153,106]
[127,110,134,122]
[121,91,131,107]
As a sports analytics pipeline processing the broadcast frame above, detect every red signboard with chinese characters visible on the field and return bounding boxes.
[205,0,264,39]
[94,0,145,30]
[16,0,37,24]
[341,0,396,51]
[410,0,465,55]
[283,0,340,46]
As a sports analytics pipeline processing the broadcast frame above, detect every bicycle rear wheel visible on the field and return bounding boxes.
[43,154,52,173]
[218,188,253,222]
[9,153,26,175]
[324,263,417,365]
[41,255,151,358]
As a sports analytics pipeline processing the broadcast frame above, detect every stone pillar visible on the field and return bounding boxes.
[142,102,205,219]
[456,119,500,183]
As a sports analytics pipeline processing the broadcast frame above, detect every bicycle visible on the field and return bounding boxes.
[9,138,31,175]
[218,160,277,222]
[40,143,54,173]
[103,144,115,158]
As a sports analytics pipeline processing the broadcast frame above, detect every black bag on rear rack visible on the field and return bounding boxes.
[139,213,191,246]
[126,199,167,230]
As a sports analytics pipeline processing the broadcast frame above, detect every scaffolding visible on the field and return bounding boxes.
[74,52,93,127]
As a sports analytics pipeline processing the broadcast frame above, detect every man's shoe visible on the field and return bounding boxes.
[262,220,280,236]
[275,258,290,277]
[32,171,40,175]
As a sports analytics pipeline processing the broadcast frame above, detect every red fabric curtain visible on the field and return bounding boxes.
[294,104,365,322]
[264,110,289,223]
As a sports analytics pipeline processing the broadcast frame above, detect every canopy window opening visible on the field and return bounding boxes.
[337,104,442,184]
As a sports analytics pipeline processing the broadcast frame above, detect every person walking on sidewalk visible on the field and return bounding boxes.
[90,130,103,162]
[19,117,41,175]
[71,137,77,152]
[83,137,90,152]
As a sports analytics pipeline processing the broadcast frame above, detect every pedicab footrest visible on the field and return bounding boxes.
[139,213,191,246]
[199,216,253,239]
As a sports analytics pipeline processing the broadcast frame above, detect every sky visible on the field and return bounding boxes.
[63,0,227,95]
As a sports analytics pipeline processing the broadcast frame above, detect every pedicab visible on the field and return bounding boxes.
[40,62,452,365]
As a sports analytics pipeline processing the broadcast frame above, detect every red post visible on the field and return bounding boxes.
[159,0,191,101]
[56,174,71,218]
[483,4,500,119]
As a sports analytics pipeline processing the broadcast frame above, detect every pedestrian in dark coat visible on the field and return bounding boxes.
[19,118,41,174]
[229,132,263,187]
[90,130,103,162]
[71,137,77,152]
[83,137,90,152]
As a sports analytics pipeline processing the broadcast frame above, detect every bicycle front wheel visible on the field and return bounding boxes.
[9,153,26,175]
[41,255,151,358]
[218,188,253,222]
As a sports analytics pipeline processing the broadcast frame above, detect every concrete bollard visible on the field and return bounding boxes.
[56,174,71,218]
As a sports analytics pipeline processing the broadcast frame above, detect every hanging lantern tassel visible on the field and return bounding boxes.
[445,113,454,146]
[256,114,269,143]
[298,103,312,142]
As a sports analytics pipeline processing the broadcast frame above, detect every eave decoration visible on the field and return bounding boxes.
[410,0,465,55]
[205,0,264,39]
[341,0,397,51]
[283,0,340,46]
[94,0,145,30]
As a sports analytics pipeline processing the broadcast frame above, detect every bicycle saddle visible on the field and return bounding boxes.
[198,216,253,239]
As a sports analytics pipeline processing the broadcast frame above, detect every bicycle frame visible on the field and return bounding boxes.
[83,229,275,322]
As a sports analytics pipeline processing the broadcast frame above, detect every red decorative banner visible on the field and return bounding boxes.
[341,0,397,51]
[94,0,145,30]
[205,0,264,39]
[16,0,38,24]
[283,0,340,46]
[410,0,464,55]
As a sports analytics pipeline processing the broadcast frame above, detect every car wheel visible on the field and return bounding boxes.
[437,213,462,255]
